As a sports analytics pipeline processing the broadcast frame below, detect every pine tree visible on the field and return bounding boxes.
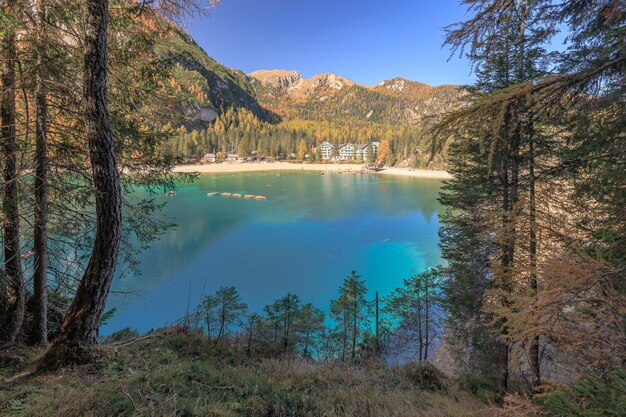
[331,271,369,361]
[386,269,441,361]
[440,0,555,392]
[296,303,325,358]
[1,0,25,345]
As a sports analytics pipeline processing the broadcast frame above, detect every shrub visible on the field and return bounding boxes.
[104,327,139,343]
[401,362,448,391]
[536,369,626,416]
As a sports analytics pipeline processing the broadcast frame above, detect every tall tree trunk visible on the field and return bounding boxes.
[517,0,541,389]
[217,302,225,342]
[303,332,309,357]
[247,328,253,355]
[32,0,50,346]
[1,0,25,345]
[38,0,121,367]
[352,291,357,361]
[205,310,212,340]
[424,279,430,361]
[284,305,290,350]
[499,111,512,393]
[272,320,278,354]
[375,290,379,355]
[341,310,347,361]
[528,128,541,389]
[417,296,423,362]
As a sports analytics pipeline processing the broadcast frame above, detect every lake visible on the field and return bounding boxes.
[102,171,444,335]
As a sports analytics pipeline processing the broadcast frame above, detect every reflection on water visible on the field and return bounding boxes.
[103,171,444,334]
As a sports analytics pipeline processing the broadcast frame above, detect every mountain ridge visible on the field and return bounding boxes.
[247,68,464,126]
[159,21,465,130]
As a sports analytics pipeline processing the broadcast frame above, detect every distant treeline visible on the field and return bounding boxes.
[171,269,441,363]
[162,108,447,168]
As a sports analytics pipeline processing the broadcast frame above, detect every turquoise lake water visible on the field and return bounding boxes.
[102,171,444,335]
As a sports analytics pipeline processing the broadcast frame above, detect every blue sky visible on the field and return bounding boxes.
[187,0,475,86]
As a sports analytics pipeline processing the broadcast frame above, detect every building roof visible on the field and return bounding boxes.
[319,141,380,150]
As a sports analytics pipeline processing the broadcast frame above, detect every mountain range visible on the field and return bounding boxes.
[248,69,462,126]
[159,30,464,131]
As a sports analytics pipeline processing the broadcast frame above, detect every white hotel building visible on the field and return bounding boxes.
[318,141,379,161]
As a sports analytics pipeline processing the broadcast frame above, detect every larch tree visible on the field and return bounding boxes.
[0,0,25,345]
[38,0,122,367]
[297,138,307,160]
[386,269,441,362]
[377,139,389,164]
[440,0,555,392]
[296,303,325,358]
[331,270,369,361]
[32,0,50,346]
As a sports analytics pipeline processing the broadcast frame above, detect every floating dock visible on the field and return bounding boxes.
[209,192,268,200]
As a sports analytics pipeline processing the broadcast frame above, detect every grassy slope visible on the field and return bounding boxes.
[0,329,496,417]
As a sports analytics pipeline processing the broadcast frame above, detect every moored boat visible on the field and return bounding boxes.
[255,195,267,200]
[221,192,232,197]
[244,194,255,199]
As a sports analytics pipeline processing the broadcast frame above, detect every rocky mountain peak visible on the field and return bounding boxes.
[248,70,303,88]
[309,73,355,91]
[375,77,430,91]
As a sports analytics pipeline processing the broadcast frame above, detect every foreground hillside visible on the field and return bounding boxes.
[0,329,496,417]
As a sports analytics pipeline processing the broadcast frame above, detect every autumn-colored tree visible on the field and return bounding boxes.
[377,140,390,164]
[297,138,307,160]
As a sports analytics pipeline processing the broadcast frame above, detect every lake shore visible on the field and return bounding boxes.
[173,162,452,179]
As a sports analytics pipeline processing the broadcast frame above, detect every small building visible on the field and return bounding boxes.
[226,153,239,162]
[319,141,334,160]
[358,142,379,161]
[203,153,217,163]
[338,143,355,160]
[355,144,368,160]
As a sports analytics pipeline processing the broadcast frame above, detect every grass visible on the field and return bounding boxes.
[0,328,498,417]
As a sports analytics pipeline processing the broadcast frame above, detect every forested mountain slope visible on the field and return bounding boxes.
[248,70,464,126]
[155,30,275,129]
[162,29,465,131]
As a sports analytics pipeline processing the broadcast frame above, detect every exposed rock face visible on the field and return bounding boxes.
[193,106,219,123]
[309,73,355,91]
[248,70,303,88]
[249,70,356,100]
[378,78,407,92]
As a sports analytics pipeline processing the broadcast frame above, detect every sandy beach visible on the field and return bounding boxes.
[173,162,452,179]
